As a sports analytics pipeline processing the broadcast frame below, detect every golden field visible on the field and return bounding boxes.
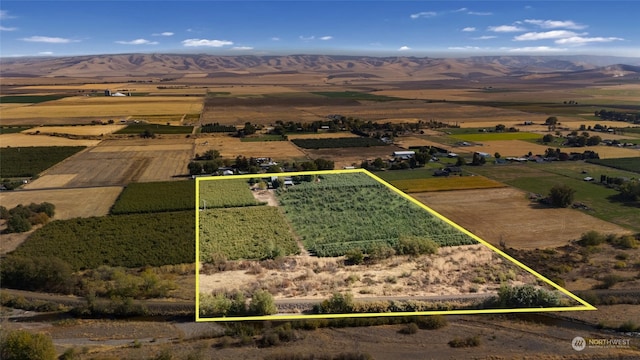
[0,133,102,147]
[23,124,127,136]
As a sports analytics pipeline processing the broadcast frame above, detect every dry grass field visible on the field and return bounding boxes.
[0,133,102,147]
[196,134,308,160]
[285,132,360,140]
[0,96,203,119]
[305,146,404,169]
[199,244,539,302]
[24,138,194,188]
[412,188,631,250]
[23,124,126,136]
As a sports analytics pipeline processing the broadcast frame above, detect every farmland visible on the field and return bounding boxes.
[199,178,264,208]
[275,173,476,256]
[115,123,194,134]
[23,124,126,136]
[390,176,506,193]
[10,211,195,270]
[0,94,71,103]
[111,180,195,214]
[291,137,388,149]
[586,157,640,173]
[0,146,85,178]
[199,206,299,262]
[450,132,542,142]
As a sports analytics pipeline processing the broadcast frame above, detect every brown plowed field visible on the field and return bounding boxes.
[24,138,194,188]
[195,135,308,161]
[412,188,631,250]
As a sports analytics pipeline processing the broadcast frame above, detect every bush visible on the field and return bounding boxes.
[344,248,364,265]
[248,290,277,316]
[0,255,73,293]
[398,322,419,334]
[579,231,606,247]
[609,235,638,249]
[494,284,560,308]
[548,184,575,208]
[415,315,448,329]
[448,335,481,348]
[0,329,57,360]
[318,292,355,314]
[395,236,439,256]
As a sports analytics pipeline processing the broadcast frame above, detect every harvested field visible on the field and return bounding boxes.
[586,145,639,159]
[23,124,126,136]
[0,96,203,119]
[0,187,122,219]
[286,132,360,140]
[24,138,194,188]
[390,176,506,192]
[305,146,404,169]
[0,133,101,147]
[196,135,307,160]
[412,188,630,250]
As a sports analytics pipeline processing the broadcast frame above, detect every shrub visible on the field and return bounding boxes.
[598,274,624,289]
[618,320,639,332]
[0,329,57,360]
[579,231,606,247]
[398,322,419,334]
[448,335,481,348]
[248,290,277,316]
[609,235,638,249]
[415,315,448,330]
[548,184,575,208]
[494,284,560,308]
[395,236,439,256]
[344,248,364,265]
[0,255,73,293]
[318,292,355,314]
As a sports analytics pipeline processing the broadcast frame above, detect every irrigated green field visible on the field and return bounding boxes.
[199,179,264,208]
[0,146,85,178]
[110,180,195,214]
[115,123,194,134]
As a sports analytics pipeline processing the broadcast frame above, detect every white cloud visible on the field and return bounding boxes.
[514,30,581,41]
[454,8,468,12]
[115,38,159,45]
[38,51,54,55]
[473,36,497,40]
[468,11,492,16]
[555,36,623,45]
[508,46,567,53]
[410,11,437,19]
[299,35,315,41]
[398,46,411,51]
[488,25,526,33]
[153,32,174,36]
[271,37,280,41]
[0,10,15,20]
[232,46,253,50]
[524,19,586,30]
[462,27,476,32]
[448,46,482,50]
[320,36,333,41]
[0,25,17,31]
[20,36,78,44]
[182,39,233,47]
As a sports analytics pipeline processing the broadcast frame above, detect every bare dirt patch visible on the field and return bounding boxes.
[195,134,308,161]
[412,188,630,250]
[304,146,403,169]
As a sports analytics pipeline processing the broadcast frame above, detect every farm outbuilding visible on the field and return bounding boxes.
[393,151,415,159]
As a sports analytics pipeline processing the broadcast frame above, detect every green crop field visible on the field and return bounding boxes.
[0,95,70,103]
[469,163,640,232]
[275,173,476,257]
[115,123,194,134]
[11,211,195,270]
[240,135,286,142]
[110,181,195,214]
[199,178,264,209]
[199,206,299,262]
[586,157,640,174]
[451,132,541,142]
[291,137,387,149]
[373,167,441,182]
[390,176,505,193]
[0,146,85,178]
[0,126,31,134]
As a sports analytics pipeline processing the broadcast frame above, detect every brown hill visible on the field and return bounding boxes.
[1,54,639,81]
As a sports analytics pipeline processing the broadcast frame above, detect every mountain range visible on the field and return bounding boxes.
[1,53,640,81]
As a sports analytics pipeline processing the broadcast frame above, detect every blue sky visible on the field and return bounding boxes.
[1,1,638,58]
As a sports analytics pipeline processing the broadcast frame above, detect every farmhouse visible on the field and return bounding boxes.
[393,151,415,159]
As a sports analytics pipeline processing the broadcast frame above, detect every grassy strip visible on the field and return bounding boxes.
[311,91,405,101]
[586,157,640,174]
[199,206,299,261]
[451,132,541,142]
[0,95,70,103]
[390,176,505,193]
[115,123,193,134]
[291,137,387,149]
[240,135,286,142]
[0,146,85,178]
[0,126,31,134]
[11,211,195,270]
[110,181,195,214]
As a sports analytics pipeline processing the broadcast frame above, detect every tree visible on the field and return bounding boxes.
[471,152,486,166]
[545,116,558,125]
[548,184,575,208]
[619,180,640,201]
[372,157,386,169]
[6,215,31,233]
[542,134,554,143]
[140,129,155,139]
[187,161,203,176]
[586,135,602,146]
[248,290,277,315]
[494,152,501,159]
[0,330,57,360]
[495,124,506,132]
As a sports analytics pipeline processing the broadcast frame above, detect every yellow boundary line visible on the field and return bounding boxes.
[195,169,595,322]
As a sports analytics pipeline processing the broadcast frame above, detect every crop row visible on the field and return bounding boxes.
[291,137,387,149]
[276,173,476,256]
[10,211,195,270]
[110,180,195,214]
[0,146,85,178]
[199,206,299,262]
[199,179,264,208]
